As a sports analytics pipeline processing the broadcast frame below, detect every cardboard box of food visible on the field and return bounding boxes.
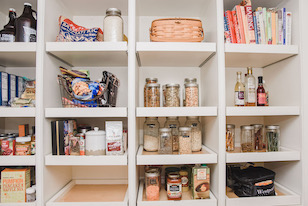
[192,164,210,199]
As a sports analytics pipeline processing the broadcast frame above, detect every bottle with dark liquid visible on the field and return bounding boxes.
[0,8,16,42]
[15,3,37,42]
[257,76,266,106]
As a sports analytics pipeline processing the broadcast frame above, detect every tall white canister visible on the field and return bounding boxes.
[85,127,106,155]
[103,8,123,42]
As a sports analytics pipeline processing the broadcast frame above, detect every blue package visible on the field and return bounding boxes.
[0,72,8,106]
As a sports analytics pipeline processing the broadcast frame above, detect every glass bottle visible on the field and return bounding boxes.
[263,80,269,106]
[251,124,265,151]
[226,124,235,151]
[240,125,255,152]
[179,127,192,154]
[164,84,180,107]
[0,8,16,42]
[15,3,37,42]
[234,72,245,106]
[145,169,160,201]
[143,117,160,152]
[257,76,266,106]
[245,67,256,106]
[164,117,180,152]
[145,83,160,107]
[158,128,172,154]
[103,8,123,42]
[185,116,202,152]
[265,125,280,152]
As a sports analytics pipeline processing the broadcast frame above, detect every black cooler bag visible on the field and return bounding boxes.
[232,166,276,197]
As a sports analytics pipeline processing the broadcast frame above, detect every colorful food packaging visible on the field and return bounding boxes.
[192,164,210,199]
[105,121,123,155]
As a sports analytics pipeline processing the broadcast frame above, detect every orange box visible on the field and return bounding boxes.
[18,124,29,137]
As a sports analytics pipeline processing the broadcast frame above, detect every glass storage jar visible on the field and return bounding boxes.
[185,116,202,152]
[265,125,280,152]
[143,117,160,151]
[15,136,31,156]
[184,83,199,107]
[164,84,180,107]
[145,169,160,201]
[251,124,266,151]
[145,83,160,107]
[184,78,197,84]
[167,173,182,200]
[164,117,180,152]
[144,78,158,106]
[158,128,172,154]
[103,8,123,42]
[226,124,235,151]
[165,167,180,190]
[179,127,192,154]
[240,125,255,152]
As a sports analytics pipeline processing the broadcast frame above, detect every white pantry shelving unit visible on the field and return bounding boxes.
[0,155,36,166]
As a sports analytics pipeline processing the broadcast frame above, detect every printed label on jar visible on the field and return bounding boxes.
[197,169,207,180]
[150,178,157,185]
[258,93,266,104]
[147,124,156,128]
[235,91,245,105]
[167,183,182,198]
[169,124,177,128]
[192,123,198,127]
[16,145,31,155]
[181,176,189,186]
[182,135,190,138]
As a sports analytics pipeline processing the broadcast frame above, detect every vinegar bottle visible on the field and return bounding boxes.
[234,72,245,106]
[15,3,37,42]
[245,67,256,106]
[257,76,266,106]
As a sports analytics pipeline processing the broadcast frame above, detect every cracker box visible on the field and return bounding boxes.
[1,168,31,203]
[192,164,210,199]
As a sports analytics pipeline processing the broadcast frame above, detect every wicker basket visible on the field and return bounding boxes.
[150,18,204,42]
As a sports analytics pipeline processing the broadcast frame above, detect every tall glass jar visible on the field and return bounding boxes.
[145,83,160,107]
[185,117,202,152]
[144,78,158,106]
[164,117,180,152]
[240,125,255,152]
[143,117,160,151]
[183,78,197,106]
[103,8,123,42]
[265,125,280,152]
[251,124,266,151]
[226,124,235,151]
[164,84,180,107]
[158,128,172,154]
[145,169,160,201]
[179,127,192,154]
[184,83,199,107]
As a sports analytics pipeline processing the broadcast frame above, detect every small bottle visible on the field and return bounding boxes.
[245,67,256,106]
[257,76,266,106]
[234,72,245,106]
[26,187,36,202]
[31,126,35,155]
[0,8,16,42]
[263,80,269,106]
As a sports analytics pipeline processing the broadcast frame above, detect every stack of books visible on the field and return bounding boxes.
[224,0,292,45]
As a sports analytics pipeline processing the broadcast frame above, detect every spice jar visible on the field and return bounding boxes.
[185,117,202,152]
[103,8,123,42]
[164,117,180,151]
[240,125,255,152]
[15,136,31,155]
[251,124,266,151]
[179,169,189,192]
[179,127,192,154]
[145,83,160,107]
[265,125,280,152]
[145,169,160,201]
[143,117,160,152]
[226,124,235,151]
[85,127,106,155]
[158,128,172,154]
[165,167,180,190]
[164,84,180,107]
[184,83,199,107]
[167,173,182,200]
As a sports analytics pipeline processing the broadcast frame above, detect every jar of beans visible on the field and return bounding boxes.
[145,169,160,201]
[179,127,192,154]
[145,83,160,107]
[164,117,180,152]
[226,124,235,151]
[164,84,180,107]
[251,124,266,151]
[158,128,172,154]
[185,116,202,152]
[240,125,255,152]
[143,117,160,152]
[184,83,199,107]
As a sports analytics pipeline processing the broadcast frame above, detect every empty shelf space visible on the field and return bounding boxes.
[136,42,216,67]
[0,107,35,117]
[0,155,35,166]
[137,145,217,165]
[136,107,217,117]
[225,44,298,68]
[226,106,300,116]
[46,42,128,67]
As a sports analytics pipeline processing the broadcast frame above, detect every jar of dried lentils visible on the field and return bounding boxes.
[179,127,192,154]
[145,169,160,201]
[145,83,160,107]
[167,173,182,200]
[164,84,180,107]
[184,82,199,107]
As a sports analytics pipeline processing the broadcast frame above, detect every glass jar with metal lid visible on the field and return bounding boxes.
[103,8,123,42]
[143,117,160,152]
[144,78,158,105]
[240,125,255,152]
[265,125,280,152]
[226,124,235,151]
[179,127,192,154]
[167,173,182,200]
[164,84,180,107]
[145,83,160,107]
[184,78,197,84]
[16,136,31,156]
[184,82,199,107]
[158,128,172,154]
[185,116,202,152]
[145,169,160,201]
[164,117,180,152]
[251,124,266,151]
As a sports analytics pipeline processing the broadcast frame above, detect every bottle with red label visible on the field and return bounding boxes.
[257,76,266,106]
[0,8,16,42]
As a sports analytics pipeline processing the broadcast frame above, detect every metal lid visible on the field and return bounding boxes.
[146,83,160,88]
[240,125,254,130]
[145,169,159,177]
[166,83,180,88]
[106,8,121,16]
[226,124,235,129]
[184,78,197,83]
[16,136,31,143]
[185,83,198,87]
[168,173,180,178]
[166,116,178,120]
[159,128,171,132]
[86,127,106,136]
[265,125,280,129]
[145,78,158,83]
[179,127,192,132]
[251,124,263,128]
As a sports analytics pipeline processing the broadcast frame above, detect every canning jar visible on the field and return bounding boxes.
[103,8,123,42]
[15,136,31,155]
[251,124,266,151]
[179,127,192,154]
[184,83,199,107]
[145,166,161,190]
[165,167,180,190]
[179,169,189,192]
[145,83,160,107]
[164,84,180,107]
[144,78,158,106]
[240,125,255,152]
[85,127,106,155]
[158,128,172,154]
[226,124,235,151]
[167,173,182,200]
[145,169,160,201]
[164,117,180,151]
[185,117,202,152]
[184,78,197,84]
[265,125,280,152]
[143,117,160,151]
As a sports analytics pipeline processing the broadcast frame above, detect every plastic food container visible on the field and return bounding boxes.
[85,127,106,155]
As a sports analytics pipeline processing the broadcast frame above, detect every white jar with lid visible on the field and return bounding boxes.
[26,187,36,202]
[103,8,123,42]
[85,127,106,155]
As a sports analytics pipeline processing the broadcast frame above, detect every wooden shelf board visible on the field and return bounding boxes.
[136,107,217,117]
[0,43,36,67]
[226,106,300,116]
[0,107,35,117]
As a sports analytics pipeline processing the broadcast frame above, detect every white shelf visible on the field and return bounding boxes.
[46,42,128,67]
[0,155,35,166]
[0,107,35,117]
[0,202,36,206]
[225,44,299,68]
[137,181,217,206]
[226,106,300,116]
[226,147,300,163]
[0,43,36,67]
[226,183,300,206]
[136,107,217,117]
[45,107,127,118]
[45,151,128,166]
[137,145,217,165]
[136,42,216,67]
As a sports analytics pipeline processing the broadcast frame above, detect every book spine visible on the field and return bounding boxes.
[253,12,259,44]
[278,9,283,45]
[224,14,231,43]
[245,5,256,44]
[263,8,268,44]
[256,11,262,44]
[226,10,237,43]
[286,12,292,45]
[51,121,57,155]
[241,6,249,44]
[271,10,276,45]
[283,8,286,45]
[232,10,242,44]
[267,9,272,44]
[235,5,246,44]
[275,12,279,45]
[258,10,265,44]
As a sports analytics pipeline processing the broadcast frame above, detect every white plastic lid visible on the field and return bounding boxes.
[24,3,32,7]
[85,127,106,136]
[26,187,35,194]
[16,136,31,143]
[9,8,16,12]
[32,185,36,190]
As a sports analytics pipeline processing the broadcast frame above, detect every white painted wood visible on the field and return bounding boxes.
[45,107,127,118]
[0,108,35,117]
[0,156,35,166]
[226,106,300,116]
[0,203,36,206]
[136,107,217,117]
[137,145,217,165]
[0,43,36,67]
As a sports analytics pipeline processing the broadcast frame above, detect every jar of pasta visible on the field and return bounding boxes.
[164,117,180,151]
[185,116,202,152]
[158,128,172,154]
[15,136,31,155]
[143,117,160,152]
[179,127,192,154]
[145,169,160,201]
[164,84,180,107]
[184,83,199,107]
[145,83,160,107]
[226,124,235,151]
